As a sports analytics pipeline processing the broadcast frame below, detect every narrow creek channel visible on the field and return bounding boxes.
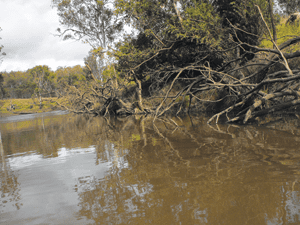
[1,111,300,224]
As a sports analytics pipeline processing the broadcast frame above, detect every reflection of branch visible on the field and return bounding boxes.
[152,121,185,163]
[207,123,227,135]
[54,100,84,114]
[103,116,115,130]
[207,123,241,139]
[140,116,147,148]
[0,132,8,184]
[292,179,299,192]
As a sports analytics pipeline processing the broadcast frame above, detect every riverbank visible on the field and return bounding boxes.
[0,98,63,117]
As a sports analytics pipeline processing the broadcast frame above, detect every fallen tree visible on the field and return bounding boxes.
[56,32,300,124]
[53,2,300,124]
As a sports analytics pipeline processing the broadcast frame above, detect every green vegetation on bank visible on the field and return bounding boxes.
[0,98,63,116]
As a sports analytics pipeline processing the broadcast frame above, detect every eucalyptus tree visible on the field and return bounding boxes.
[52,0,124,61]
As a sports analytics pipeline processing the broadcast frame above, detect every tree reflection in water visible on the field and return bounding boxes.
[68,115,300,224]
[0,132,22,212]
[2,113,300,224]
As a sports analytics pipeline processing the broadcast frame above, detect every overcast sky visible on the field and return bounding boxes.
[0,0,91,72]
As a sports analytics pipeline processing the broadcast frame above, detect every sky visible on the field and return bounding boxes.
[0,0,92,72]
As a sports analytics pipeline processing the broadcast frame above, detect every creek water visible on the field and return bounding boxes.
[1,111,300,224]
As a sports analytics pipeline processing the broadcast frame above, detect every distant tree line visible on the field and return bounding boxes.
[0,65,88,99]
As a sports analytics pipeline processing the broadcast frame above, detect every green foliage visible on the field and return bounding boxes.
[28,65,56,98]
[115,0,224,45]
[215,0,272,52]
[0,65,87,100]
[1,71,37,99]
[171,2,222,46]
[55,65,86,87]
[52,0,126,78]
[131,133,141,141]
[51,0,278,91]
[102,64,131,87]
[113,0,274,82]
[53,0,123,50]
[261,16,300,50]
[114,34,158,80]
[84,50,104,80]
[102,65,116,83]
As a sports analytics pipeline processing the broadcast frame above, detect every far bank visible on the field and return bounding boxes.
[0,98,63,117]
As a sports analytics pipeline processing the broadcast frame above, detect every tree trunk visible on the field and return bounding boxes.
[172,0,183,27]
[133,73,145,112]
[268,0,277,47]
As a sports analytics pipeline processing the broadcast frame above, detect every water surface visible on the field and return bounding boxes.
[1,112,300,224]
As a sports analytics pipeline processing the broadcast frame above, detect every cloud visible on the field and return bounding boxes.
[0,0,91,72]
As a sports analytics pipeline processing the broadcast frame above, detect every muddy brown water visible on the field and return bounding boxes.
[1,111,300,224]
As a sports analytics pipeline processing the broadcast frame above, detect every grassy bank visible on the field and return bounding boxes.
[0,98,63,116]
